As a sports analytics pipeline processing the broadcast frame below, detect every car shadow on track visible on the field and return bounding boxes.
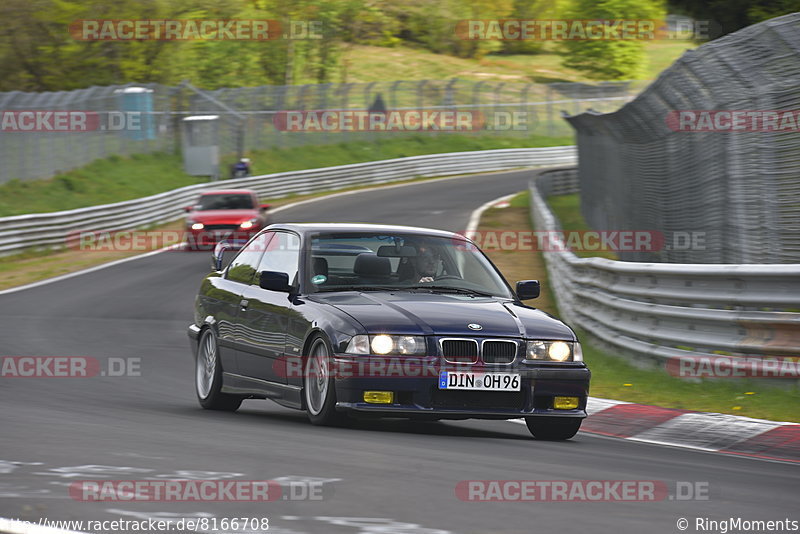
[218,404,537,442]
[168,403,587,445]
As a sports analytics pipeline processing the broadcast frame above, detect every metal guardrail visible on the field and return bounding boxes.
[0,146,576,256]
[530,168,800,368]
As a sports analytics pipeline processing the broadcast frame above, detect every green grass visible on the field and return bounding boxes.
[0,134,572,217]
[508,190,531,208]
[338,41,691,85]
[643,40,695,80]
[0,153,196,217]
[547,193,587,232]
[546,193,618,260]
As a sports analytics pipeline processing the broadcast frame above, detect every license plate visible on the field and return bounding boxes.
[438,372,521,391]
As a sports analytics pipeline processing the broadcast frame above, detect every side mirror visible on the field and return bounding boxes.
[259,270,291,292]
[212,241,233,271]
[259,203,271,212]
[183,205,193,213]
[516,280,540,300]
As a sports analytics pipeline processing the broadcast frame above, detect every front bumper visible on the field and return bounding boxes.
[333,365,590,420]
[187,324,201,357]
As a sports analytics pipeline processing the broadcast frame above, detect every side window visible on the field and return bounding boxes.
[226,232,272,284]
[256,232,301,286]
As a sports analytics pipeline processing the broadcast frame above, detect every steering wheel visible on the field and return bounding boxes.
[434,274,462,281]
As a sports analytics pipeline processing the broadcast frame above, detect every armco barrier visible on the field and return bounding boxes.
[530,168,800,372]
[0,146,575,256]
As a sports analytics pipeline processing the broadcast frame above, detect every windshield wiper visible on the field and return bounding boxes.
[318,286,406,293]
[409,285,498,297]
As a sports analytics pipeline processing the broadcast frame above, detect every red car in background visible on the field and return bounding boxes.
[184,189,271,250]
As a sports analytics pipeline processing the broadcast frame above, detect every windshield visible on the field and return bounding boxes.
[197,194,253,210]
[309,232,513,298]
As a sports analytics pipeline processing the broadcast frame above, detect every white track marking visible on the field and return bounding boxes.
[585,397,630,416]
[628,412,786,451]
[465,192,518,235]
[0,246,177,296]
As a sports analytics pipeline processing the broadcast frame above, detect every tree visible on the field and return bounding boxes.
[0,0,348,90]
[668,0,800,39]
[0,0,200,91]
[560,0,665,80]
[500,0,569,55]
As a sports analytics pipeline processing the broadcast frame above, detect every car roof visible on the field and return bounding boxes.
[265,223,465,240]
[199,189,255,196]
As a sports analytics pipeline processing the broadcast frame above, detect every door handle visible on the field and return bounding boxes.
[239,299,249,311]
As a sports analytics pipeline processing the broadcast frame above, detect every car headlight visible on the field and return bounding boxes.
[190,222,204,230]
[240,219,258,229]
[346,335,426,355]
[397,335,422,355]
[525,340,578,362]
[371,335,394,355]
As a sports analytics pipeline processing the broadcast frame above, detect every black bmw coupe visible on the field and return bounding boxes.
[188,223,590,440]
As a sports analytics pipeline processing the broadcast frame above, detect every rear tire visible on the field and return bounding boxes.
[525,417,582,440]
[195,329,242,411]
[304,335,346,426]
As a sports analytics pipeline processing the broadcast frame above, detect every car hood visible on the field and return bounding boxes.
[187,209,258,223]
[312,291,574,339]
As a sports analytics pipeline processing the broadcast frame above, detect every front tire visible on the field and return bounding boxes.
[195,328,242,411]
[525,417,582,440]
[304,335,345,426]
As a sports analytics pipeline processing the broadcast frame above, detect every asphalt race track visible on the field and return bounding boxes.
[1,170,797,534]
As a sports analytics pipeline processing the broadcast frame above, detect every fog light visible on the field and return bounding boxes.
[553,396,580,410]
[363,391,394,404]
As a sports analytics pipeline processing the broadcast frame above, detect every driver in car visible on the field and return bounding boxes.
[413,245,440,283]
